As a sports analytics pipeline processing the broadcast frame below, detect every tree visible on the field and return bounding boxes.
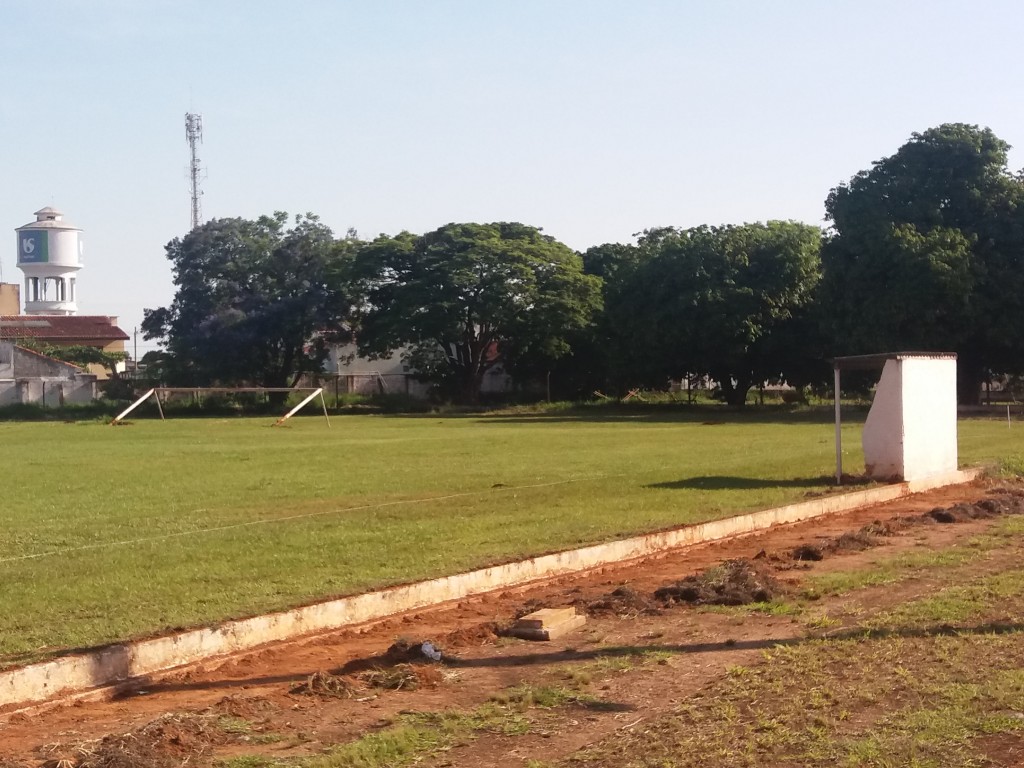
[822,123,1024,403]
[351,222,602,403]
[609,222,823,405]
[142,213,355,391]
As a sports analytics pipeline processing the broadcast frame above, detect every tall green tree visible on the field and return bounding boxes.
[610,221,823,405]
[822,123,1024,403]
[352,222,602,403]
[142,213,355,389]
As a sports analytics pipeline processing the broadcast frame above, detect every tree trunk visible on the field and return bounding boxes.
[717,373,752,407]
[956,364,984,406]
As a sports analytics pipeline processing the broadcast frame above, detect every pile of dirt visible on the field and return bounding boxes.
[439,622,498,649]
[383,637,446,663]
[291,670,361,699]
[68,713,228,768]
[791,518,913,562]
[924,492,1024,524]
[515,599,549,618]
[654,559,785,606]
[860,518,912,537]
[582,585,663,617]
[361,663,443,691]
[209,693,279,720]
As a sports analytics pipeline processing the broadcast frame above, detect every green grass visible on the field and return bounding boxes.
[572,629,1024,767]
[0,412,1018,664]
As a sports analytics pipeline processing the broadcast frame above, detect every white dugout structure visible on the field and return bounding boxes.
[833,353,958,484]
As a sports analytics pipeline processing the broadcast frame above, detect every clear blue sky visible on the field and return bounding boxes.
[2,0,1022,357]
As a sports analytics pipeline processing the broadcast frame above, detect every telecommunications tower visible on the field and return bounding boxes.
[185,112,204,230]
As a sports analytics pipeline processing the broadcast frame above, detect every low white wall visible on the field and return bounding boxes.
[0,468,980,712]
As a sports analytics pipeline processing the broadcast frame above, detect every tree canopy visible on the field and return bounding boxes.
[352,222,601,403]
[822,123,1024,402]
[608,221,823,405]
[142,213,354,389]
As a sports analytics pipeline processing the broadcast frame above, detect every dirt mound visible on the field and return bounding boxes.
[860,518,911,537]
[383,637,446,663]
[791,544,824,561]
[830,530,876,552]
[361,663,443,691]
[654,559,785,606]
[440,622,498,649]
[291,670,361,699]
[583,585,662,617]
[791,528,878,562]
[209,693,278,720]
[924,492,1024,524]
[70,713,228,768]
[515,599,549,618]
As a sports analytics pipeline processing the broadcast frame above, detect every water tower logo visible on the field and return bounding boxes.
[18,231,48,264]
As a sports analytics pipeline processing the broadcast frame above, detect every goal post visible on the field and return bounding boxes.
[111,387,330,426]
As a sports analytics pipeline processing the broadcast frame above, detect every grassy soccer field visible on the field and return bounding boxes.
[0,408,1020,665]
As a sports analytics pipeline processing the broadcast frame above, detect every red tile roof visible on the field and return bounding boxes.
[0,315,129,342]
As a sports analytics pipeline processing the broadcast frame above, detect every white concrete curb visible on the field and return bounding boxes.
[0,468,982,710]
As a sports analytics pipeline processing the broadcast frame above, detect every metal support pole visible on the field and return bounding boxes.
[834,367,842,485]
[273,387,325,426]
[112,388,155,424]
[319,389,331,428]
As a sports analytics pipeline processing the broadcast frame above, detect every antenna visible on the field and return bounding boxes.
[185,113,204,230]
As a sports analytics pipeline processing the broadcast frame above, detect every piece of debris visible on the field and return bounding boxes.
[420,641,442,661]
[508,607,587,640]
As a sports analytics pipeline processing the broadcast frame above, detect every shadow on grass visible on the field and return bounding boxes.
[376,403,871,427]
[121,621,1024,697]
[648,475,874,491]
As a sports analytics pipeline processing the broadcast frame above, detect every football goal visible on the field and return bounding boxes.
[112,387,331,427]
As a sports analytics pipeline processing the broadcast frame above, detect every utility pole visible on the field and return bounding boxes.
[133,327,138,378]
[185,113,204,230]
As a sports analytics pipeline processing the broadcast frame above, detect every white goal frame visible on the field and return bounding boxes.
[112,387,331,427]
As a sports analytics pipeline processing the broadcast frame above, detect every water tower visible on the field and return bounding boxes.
[15,207,82,315]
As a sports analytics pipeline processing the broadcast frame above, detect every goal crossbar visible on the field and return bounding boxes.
[112,387,330,427]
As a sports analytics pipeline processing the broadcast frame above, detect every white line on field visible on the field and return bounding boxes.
[0,474,626,565]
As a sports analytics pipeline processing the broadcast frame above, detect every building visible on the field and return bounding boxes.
[1,207,129,382]
[15,207,83,316]
[0,341,98,406]
[0,315,129,379]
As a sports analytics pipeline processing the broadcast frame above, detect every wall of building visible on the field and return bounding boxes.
[861,356,958,481]
[899,357,958,480]
[0,284,20,314]
[861,360,904,479]
[327,342,514,399]
[0,342,98,406]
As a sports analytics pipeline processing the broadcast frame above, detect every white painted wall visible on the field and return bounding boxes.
[862,360,904,479]
[862,356,958,481]
[899,357,958,480]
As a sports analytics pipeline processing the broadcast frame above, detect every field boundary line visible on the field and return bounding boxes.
[0,468,982,712]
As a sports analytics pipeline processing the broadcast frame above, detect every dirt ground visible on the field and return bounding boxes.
[2,478,1023,767]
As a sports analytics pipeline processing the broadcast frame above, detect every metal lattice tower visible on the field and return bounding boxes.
[185,113,204,230]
